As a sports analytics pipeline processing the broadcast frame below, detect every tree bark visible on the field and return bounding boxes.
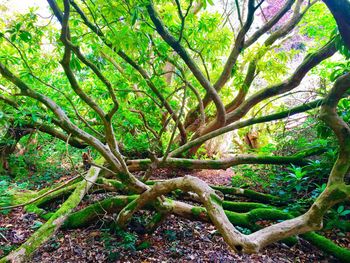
[323,0,350,49]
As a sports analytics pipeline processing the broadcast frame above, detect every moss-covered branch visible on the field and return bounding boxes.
[63,195,138,229]
[127,153,313,172]
[1,176,80,212]
[0,165,101,263]
[302,232,350,262]
[212,185,282,204]
[62,195,350,262]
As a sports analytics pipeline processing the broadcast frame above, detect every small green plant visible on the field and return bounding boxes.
[101,227,139,261]
[232,164,268,189]
[0,180,13,214]
[231,175,251,188]
[121,232,138,251]
[0,245,16,257]
[100,231,120,261]
[287,165,307,180]
[285,165,309,193]
[311,183,327,199]
[257,143,277,156]
[336,205,350,217]
[168,241,182,258]
[45,236,61,252]
[136,240,151,250]
[325,205,350,231]
[236,226,252,235]
[164,229,177,241]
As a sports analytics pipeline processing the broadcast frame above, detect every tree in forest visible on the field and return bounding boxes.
[0,0,349,262]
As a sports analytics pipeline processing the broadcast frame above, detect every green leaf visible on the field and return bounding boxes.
[340,210,350,216]
[19,31,32,42]
[14,22,22,31]
[69,54,82,71]
[10,33,16,42]
[337,205,344,214]
[131,8,139,26]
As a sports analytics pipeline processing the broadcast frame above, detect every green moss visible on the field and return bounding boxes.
[206,160,226,170]
[103,179,125,190]
[124,200,138,212]
[63,196,138,229]
[12,191,37,205]
[2,167,101,260]
[210,193,223,206]
[146,181,156,186]
[191,207,206,217]
[223,201,272,213]
[164,198,174,205]
[248,208,292,222]
[224,211,251,227]
[178,159,194,168]
[328,185,348,201]
[35,183,78,208]
[211,186,281,204]
[41,213,53,220]
[24,204,46,216]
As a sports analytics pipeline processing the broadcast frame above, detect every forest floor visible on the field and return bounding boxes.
[0,168,348,262]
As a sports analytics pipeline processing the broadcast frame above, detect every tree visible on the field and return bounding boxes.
[0,0,349,262]
[323,0,350,49]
